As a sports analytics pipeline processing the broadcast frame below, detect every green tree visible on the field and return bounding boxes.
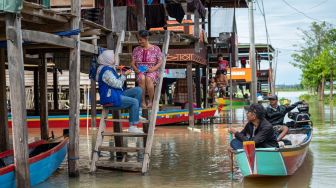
[291,22,335,101]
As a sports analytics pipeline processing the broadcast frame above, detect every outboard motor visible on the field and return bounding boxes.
[287,103,311,127]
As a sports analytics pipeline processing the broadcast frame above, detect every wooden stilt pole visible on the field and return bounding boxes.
[6,13,30,187]
[39,52,49,140]
[53,68,59,110]
[204,65,209,108]
[90,36,98,128]
[33,68,39,115]
[194,10,200,53]
[208,0,212,38]
[0,49,9,152]
[104,0,115,49]
[187,62,195,127]
[195,65,201,108]
[136,0,145,30]
[68,0,81,177]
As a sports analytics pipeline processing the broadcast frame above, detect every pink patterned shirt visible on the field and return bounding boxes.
[132,45,162,84]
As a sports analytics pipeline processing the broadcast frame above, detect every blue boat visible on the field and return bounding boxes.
[0,138,68,187]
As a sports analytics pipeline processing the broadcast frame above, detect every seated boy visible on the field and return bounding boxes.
[215,54,228,87]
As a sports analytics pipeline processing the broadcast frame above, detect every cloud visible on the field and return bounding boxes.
[210,0,335,84]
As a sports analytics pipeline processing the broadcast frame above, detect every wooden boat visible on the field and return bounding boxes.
[215,98,249,110]
[8,108,216,128]
[0,138,68,187]
[234,124,312,177]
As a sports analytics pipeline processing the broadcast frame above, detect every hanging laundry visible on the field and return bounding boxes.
[187,0,206,19]
[165,3,185,23]
[127,6,138,31]
[145,4,167,29]
[114,0,134,6]
[127,0,135,6]
[147,0,154,5]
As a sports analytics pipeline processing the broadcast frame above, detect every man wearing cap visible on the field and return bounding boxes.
[229,103,278,150]
[266,94,303,141]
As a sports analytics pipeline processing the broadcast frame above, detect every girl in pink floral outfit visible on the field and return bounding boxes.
[131,30,163,108]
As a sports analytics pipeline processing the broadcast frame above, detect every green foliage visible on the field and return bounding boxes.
[300,94,336,105]
[291,22,336,91]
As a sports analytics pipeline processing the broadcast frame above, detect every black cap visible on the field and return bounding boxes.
[268,94,278,100]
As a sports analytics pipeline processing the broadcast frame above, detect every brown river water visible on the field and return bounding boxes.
[29,92,335,188]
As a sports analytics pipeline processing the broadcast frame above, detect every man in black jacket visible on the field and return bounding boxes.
[266,95,303,141]
[229,103,278,150]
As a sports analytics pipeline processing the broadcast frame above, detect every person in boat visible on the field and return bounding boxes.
[215,54,228,97]
[131,30,163,109]
[229,103,279,150]
[97,50,144,133]
[265,94,304,141]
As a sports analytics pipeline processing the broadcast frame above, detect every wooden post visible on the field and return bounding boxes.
[53,68,59,110]
[0,49,9,152]
[34,68,39,115]
[195,65,201,108]
[112,109,123,160]
[68,0,81,177]
[185,15,191,34]
[208,0,212,38]
[90,36,98,128]
[104,0,115,49]
[136,0,145,30]
[39,52,48,140]
[194,10,200,53]
[5,13,30,187]
[203,65,209,108]
[187,62,195,127]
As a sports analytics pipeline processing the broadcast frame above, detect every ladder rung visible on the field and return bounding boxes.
[119,53,132,56]
[98,146,144,152]
[106,119,149,123]
[102,132,148,137]
[96,161,142,170]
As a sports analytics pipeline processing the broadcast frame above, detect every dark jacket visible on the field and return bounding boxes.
[234,119,279,148]
[266,102,302,125]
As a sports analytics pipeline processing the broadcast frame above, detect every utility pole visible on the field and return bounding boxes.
[248,0,257,103]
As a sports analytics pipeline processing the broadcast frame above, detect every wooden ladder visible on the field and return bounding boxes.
[90,31,170,173]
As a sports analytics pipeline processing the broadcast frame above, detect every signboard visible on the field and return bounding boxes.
[164,69,186,78]
[227,68,252,82]
[50,0,95,8]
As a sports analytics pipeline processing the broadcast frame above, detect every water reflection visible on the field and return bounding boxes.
[34,91,336,188]
[330,104,334,126]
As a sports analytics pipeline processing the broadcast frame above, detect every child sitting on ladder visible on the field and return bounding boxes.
[96,50,144,133]
[215,54,229,97]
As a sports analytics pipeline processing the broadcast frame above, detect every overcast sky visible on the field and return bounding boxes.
[211,0,336,85]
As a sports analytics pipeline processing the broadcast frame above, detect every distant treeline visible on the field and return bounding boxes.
[276,84,304,91]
